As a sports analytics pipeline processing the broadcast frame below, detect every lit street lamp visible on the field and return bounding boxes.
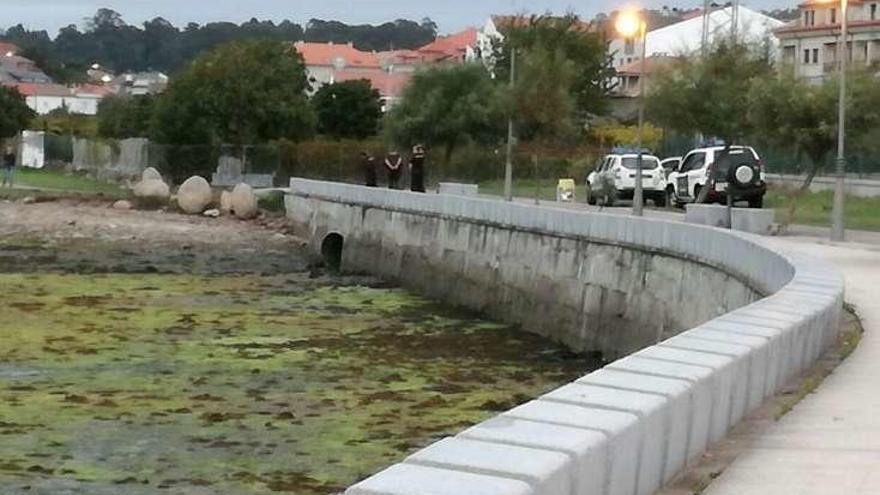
[616,9,648,216]
[828,0,849,241]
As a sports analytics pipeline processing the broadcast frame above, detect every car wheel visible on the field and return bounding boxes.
[748,196,764,209]
[586,185,596,205]
[654,191,667,208]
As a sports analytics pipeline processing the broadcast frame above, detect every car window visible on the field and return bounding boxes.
[620,157,659,170]
[679,152,705,173]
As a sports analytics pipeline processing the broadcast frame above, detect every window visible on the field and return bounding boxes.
[813,49,819,64]
[831,8,836,24]
[872,4,877,20]
[804,49,811,64]
[620,157,660,170]
[679,153,706,173]
[804,10,810,25]
[624,38,635,55]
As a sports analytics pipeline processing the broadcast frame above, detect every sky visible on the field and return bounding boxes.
[4,0,796,35]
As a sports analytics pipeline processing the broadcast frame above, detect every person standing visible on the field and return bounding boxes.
[1,138,16,188]
[384,151,403,189]
[361,151,377,187]
[409,144,426,193]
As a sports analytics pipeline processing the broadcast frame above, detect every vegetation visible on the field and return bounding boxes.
[12,169,128,196]
[313,80,383,140]
[97,94,156,139]
[1,9,437,79]
[0,86,34,139]
[151,40,315,146]
[384,63,504,161]
[765,188,880,231]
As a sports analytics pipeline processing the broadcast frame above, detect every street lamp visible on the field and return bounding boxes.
[616,9,648,216]
[829,0,849,241]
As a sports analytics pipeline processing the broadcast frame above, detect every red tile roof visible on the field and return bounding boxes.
[294,41,381,69]
[0,42,20,56]
[416,28,478,61]
[75,83,115,97]
[333,70,412,99]
[5,82,72,97]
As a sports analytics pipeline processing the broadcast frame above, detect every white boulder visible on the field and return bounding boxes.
[141,167,163,182]
[220,190,233,214]
[112,200,133,210]
[133,179,170,207]
[203,208,221,218]
[177,176,212,214]
[230,183,258,219]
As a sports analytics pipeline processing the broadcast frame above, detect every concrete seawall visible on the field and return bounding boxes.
[285,178,844,495]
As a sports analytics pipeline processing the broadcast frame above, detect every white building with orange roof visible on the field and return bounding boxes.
[293,41,383,91]
[776,0,880,82]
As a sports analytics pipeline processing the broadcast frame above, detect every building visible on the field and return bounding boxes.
[610,55,679,97]
[0,52,52,84]
[112,71,169,96]
[4,82,112,115]
[296,30,478,110]
[608,6,784,70]
[776,0,880,82]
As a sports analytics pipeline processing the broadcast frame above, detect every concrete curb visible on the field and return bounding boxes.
[285,179,844,495]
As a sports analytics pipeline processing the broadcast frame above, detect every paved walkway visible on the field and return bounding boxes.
[704,234,880,495]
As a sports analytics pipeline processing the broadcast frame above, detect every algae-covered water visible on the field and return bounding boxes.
[0,270,594,494]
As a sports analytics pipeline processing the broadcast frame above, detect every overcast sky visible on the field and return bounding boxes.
[4,0,796,36]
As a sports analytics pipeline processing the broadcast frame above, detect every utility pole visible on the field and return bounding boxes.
[831,0,849,242]
[503,48,516,202]
[633,20,647,217]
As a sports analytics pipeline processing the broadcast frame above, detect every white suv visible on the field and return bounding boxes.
[666,145,767,208]
[587,152,667,207]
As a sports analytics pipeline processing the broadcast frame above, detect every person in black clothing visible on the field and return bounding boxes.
[384,151,403,189]
[361,151,377,187]
[2,139,16,188]
[409,144,426,193]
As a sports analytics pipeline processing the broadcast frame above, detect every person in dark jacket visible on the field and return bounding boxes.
[361,151,377,187]
[1,139,16,188]
[384,151,403,189]
[409,144,426,193]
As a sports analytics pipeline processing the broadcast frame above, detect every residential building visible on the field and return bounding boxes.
[112,71,169,96]
[776,0,880,81]
[0,52,52,84]
[610,55,679,97]
[294,41,383,91]
[0,42,20,56]
[608,6,784,70]
[4,82,111,115]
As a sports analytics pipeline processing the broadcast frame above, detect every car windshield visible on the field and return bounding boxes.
[620,157,659,170]
[713,149,757,176]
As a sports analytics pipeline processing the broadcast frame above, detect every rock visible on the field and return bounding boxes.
[220,190,233,214]
[21,196,36,204]
[230,183,259,219]
[141,167,163,182]
[177,176,213,214]
[133,179,170,208]
[112,200,133,210]
[203,208,221,218]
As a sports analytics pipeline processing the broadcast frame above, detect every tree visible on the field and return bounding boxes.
[510,42,577,144]
[495,14,614,118]
[97,94,156,139]
[312,80,382,139]
[646,41,773,144]
[384,63,504,162]
[0,86,34,138]
[151,39,315,146]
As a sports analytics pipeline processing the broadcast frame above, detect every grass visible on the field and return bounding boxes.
[11,168,128,196]
[766,188,880,232]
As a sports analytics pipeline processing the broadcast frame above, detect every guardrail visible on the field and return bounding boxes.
[287,178,844,495]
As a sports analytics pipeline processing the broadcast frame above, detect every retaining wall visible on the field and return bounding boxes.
[285,178,844,495]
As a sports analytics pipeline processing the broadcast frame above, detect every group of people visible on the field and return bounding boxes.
[1,138,17,188]
[361,144,427,192]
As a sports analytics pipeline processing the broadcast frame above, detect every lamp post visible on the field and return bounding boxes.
[831,0,848,241]
[616,10,648,216]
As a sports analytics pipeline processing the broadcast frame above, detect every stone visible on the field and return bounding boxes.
[21,196,36,204]
[141,167,163,182]
[220,191,233,214]
[203,208,220,218]
[112,200,133,210]
[133,178,170,207]
[177,176,213,214]
[230,183,258,219]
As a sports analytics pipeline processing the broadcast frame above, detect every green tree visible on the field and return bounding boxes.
[495,14,614,118]
[510,42,577,144]
[97,94,156,139]
[0,86,34,138]
[312,80,382,139]
[384,63,504,162]
[646,41,773,144]
[151,39,315,146]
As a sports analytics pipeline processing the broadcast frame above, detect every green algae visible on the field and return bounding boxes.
[0,273,596,494]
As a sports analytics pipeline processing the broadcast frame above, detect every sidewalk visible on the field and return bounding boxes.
[704,236,880,495]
